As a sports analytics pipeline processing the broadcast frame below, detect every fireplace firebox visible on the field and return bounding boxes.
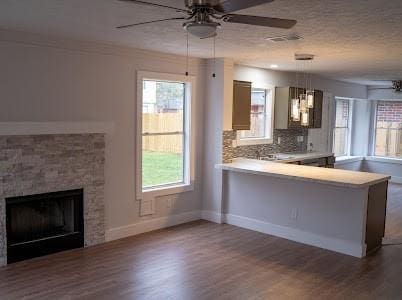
[6,189,84,264]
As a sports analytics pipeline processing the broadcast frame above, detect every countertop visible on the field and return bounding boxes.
[217,158,390,188]
[271,152,334,163]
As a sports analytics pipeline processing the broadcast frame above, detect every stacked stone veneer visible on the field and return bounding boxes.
[223,129,308,163]
[0,134,106,266]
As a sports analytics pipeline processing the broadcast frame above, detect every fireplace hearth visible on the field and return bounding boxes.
[6,189,84,263]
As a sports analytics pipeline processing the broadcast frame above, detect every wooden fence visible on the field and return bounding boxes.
[375,121,402,157]
[142,112,183,154]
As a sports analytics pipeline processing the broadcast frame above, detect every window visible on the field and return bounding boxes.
[333,98,352,157]
[137,72,193,195]
[374,101,402,158]
[237,87,274,145]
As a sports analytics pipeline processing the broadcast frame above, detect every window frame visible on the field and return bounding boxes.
[236,84,275,146]
[136,71,195,200]
[332,97,353,157]
[372,100,402,159]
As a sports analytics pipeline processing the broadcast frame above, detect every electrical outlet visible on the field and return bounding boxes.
[297,136,304,143]
[291,208,298,220]
[277,137,281,145]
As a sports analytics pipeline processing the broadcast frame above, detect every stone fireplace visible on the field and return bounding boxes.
[0,134,106,265]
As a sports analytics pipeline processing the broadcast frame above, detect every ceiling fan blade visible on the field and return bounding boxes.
[118,0,189,13]
[214,0,274,14]
[117,17,186,29]
[223,14,297,29]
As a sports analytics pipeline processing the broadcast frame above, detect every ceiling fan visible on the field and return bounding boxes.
[117,0,297,39]
[369,81,402,93]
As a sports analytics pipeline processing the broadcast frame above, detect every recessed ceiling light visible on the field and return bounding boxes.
[270,64,279,69]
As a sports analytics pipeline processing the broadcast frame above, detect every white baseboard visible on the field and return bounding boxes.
[201,210,223,224]
[105,211,201,242]
[390,176,402,184]
[224,213,365,258]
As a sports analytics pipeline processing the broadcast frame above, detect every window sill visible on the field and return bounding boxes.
[235,138,273,147]
[139,182,194,199]
[365,156,402,165]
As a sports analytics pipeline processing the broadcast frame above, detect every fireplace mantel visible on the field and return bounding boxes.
[0,122,114,136]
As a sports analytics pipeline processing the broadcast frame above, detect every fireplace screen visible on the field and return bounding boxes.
[6,189,84,263]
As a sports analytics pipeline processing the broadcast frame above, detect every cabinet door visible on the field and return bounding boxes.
[310,90,323,128]
[288,87,305,128]
[232,80,252,130]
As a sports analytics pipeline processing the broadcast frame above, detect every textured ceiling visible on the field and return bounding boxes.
[0,0,402,85]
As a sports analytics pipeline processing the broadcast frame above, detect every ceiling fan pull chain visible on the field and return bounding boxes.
[212,36,216,78]
[186,31,189,76]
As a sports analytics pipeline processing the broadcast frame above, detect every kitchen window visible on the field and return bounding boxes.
[136,72,194,198]
[374,101,402,158]
[237,87,274,145]
[333,98,352,157]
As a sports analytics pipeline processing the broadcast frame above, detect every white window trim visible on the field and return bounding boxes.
[236,84,276,146]
[332,97,353,158]
[368,100,378,156]
[370,99,402,160]
[136,71,196,200]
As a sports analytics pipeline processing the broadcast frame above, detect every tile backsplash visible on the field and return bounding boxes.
[223,129,308,163]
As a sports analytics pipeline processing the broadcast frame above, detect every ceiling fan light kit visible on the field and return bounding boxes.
[183,21,220,39]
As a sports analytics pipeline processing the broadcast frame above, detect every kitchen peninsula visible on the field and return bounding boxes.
[217,159,390,258]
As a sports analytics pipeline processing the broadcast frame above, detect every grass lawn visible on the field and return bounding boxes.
[142,151,183,188]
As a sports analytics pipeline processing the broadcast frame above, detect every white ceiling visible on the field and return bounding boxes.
[1,0,402,85]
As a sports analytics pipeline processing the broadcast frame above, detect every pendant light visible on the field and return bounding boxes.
[292,54,315,126]
[299,92,309,126]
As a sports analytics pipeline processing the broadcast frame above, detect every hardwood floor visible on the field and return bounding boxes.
[1,184,402,300]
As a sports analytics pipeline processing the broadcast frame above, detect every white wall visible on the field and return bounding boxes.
[363,158,402,183]
[201,58,234,221]
[0,30,206,236]
[335,159,364,171]
[350,99,373,156]
[368,87,402,101]
[234,65,368,100]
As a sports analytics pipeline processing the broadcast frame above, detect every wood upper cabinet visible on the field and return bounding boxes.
[275,86,323,129]
[232,80,252,130]
[309,90,323,128]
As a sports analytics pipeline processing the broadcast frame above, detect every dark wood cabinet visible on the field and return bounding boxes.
[232,80,252,130]
[297,155,335,168]
[309,90,323,129]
